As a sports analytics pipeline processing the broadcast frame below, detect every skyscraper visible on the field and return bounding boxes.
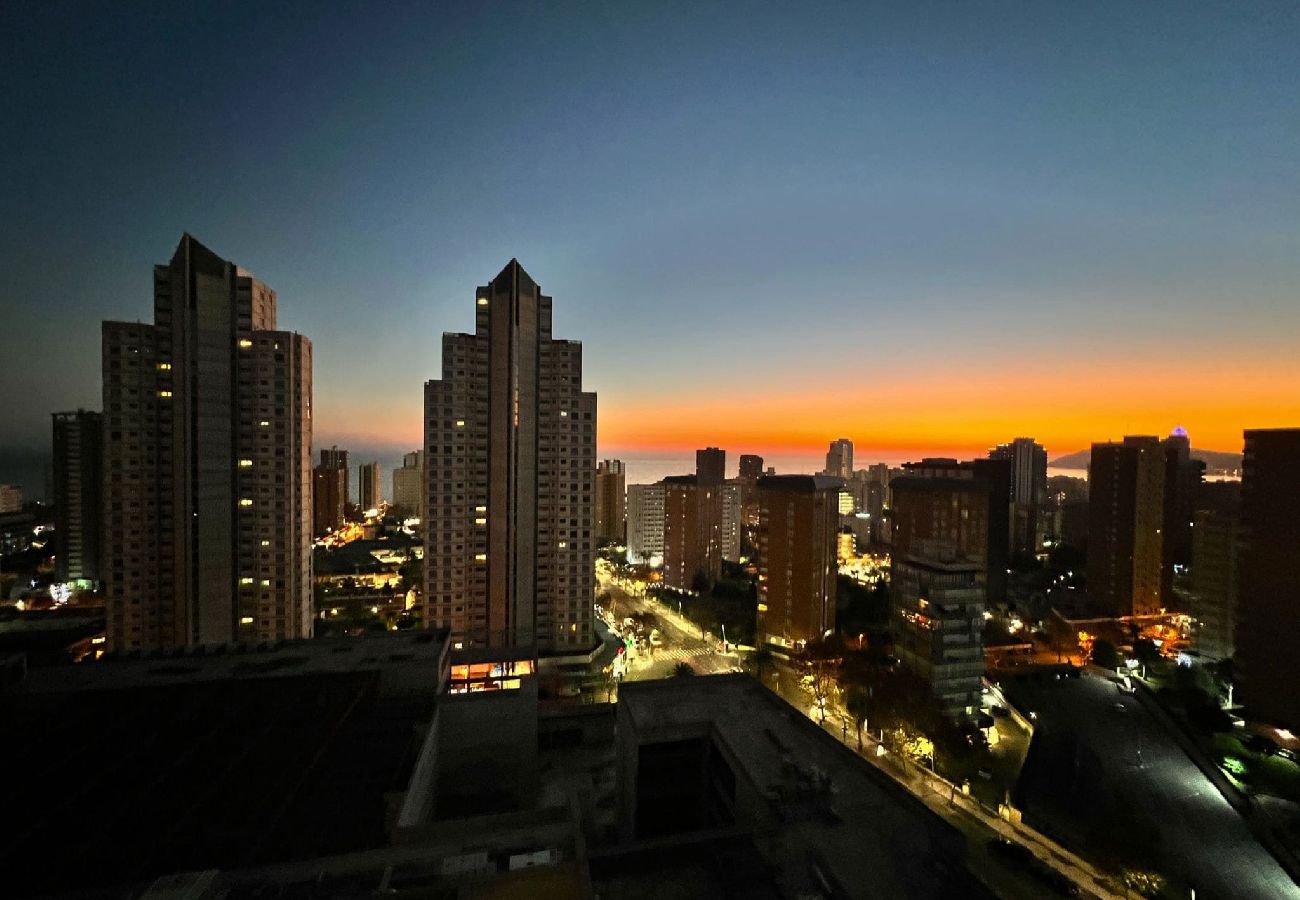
[1191,507,1238,661]
[358,461,382,510]
[1162,427,1205,599]
[320,446,350,509]
[101,234,313,650]
[1087,437,1165,617]
[738,454,765,480]
[721,480,743,562]
[626,483,666,566]
[392,451,423,516]
[696,447,726,485]
[988,437,1047,557]
[755,475,840,648]
[423,260,596,652]
[51,410,102,584]
[1235,428,1300,731]
[594,459,627,545]
[312,462,345,536]
[823,438,853,480]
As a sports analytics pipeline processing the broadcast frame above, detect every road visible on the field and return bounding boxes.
[1006,670,1300,899]
[600,586,740,680]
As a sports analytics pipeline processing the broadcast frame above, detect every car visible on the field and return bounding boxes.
[1277,747,1298,763]
[977,767,994,780]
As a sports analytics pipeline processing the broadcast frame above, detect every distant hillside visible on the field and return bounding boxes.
[1050,447,1242,474]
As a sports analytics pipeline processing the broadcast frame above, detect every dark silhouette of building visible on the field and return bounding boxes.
[100,234,313,651]
[1162,428,1205,601]
[1087,437,1165,617]
[738,454,765,480]
[1235,428,1300,731]
[823,438,853,479]
[320,445,350,508]
[595,459,626,544]
[313,462,345,536]
[696,447,726,485]
[423,260,596,652]
[755,475,840,648]
[51,410,102,583]
[358,461,381,510]
[989,437,1046,557]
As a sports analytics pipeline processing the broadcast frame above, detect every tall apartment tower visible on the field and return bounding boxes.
[101,234,312,651]
[626,483,666,566]
[312,462,345,536]
[1087,437,1165,617]
[1235,429,1300,731]
[755,475,840,648]
[358,462,382,510]
[663,475,722,592]
[1191,507,1239,661]
[721,480,744,563]
[1162,428,1204,598]
[891,458,1010,603]
[320,446,350,507]
[392,451,423,516]
[696,447,726,485]
[51,410,103,584]
[823,439,854,480]
[989,437,1047,557]
[423,260,596,652]
[594,459,627,545]
[738,454,765,480]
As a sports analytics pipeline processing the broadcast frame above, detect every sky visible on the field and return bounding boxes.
[3,1,1299,492]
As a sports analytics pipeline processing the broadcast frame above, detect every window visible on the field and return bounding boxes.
[239,459,253,467]
[239,498,253,507]
[238,338,253,349]
[159,390,172,398]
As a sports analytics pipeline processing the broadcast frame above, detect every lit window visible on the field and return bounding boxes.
[259,420,270,427]
[260,539,270,547]
[239,459,253,467]
[559,410,568,417]
[240,616,254,625]
[456,420,465,427]
[159,390,172,398]
[475,505,486,513]
[239,498,253,507]
[475,517,486,525]
[238,338,253,349]
[477,297,488,306]
[157,362,172,371]
[260,579,270,587]
[240,577,254,585]
[558,541,567,549]
[474,553,487,562]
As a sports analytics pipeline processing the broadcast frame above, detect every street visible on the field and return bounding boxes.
[600,585,742,680]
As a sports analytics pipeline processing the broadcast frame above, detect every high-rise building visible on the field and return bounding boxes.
[663,475,722,592]
[423,260,596,652]
[51,410,102,583]
[0,485,20,514]
[1191,507,1238,661]
[893,541,985,720]
[358,461,382,511]
[1087,437,1165,618]
[626,483,666,566]
[101,234,313,650]
[721,480,744,563]
[989,438,1047,557]
[320,446,350,509]
[891,458,1010,603]
[823,439,853,480]
[392,451,423,516]
[696,447,726,485]
[1235,428,1300,730]
[312,463,345,536]
[755,475,840,648]
[1162,428,1205,600]
[594,459,627,545]
[738,454,765,480]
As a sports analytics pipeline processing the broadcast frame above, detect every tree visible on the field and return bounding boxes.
[671,661,696,678]
[747,644,775,685]
[1133,638,1162,667]
[1092,638,1120,670]
[844,684,871,751]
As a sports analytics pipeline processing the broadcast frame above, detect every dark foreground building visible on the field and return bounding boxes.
[1235,428,1300,732]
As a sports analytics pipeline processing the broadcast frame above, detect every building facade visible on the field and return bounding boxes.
[0,485,19,514]
[594,459,626,545]
[662,475,722,592]
[892,542,985,720]
[696,447,726,485]
[1191,507,1238,661]
[988,437,1047,558]
[1235,429,1300,730]
[51,410,103,583]
[738,454,765,480]
[423,260,596,652]
[721,479,744,563]
[1162,428,1205,600]
[392,451,423,516]
[320,446,350,508]
[101,234,313,650]
[626,483,665,566]
[312,463,345,536]
[1087,437,1165,617]
[755,475,840,648]
[358,461,382,511]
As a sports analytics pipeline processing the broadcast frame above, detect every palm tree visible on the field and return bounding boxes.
[671,661,696,678]
[844,684,871,752]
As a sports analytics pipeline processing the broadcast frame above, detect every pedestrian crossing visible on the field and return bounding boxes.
[654,645,715,661]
